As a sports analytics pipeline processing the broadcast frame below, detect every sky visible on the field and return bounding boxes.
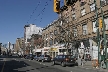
[0,0,64,44]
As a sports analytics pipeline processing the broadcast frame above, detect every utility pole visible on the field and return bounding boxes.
[100,0,108,69]
[0,43,2,55]
[94,0,101,67]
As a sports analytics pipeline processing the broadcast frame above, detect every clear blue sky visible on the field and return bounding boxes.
[0,0,64,44]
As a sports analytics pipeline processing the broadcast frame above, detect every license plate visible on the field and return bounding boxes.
[45,59,47,60]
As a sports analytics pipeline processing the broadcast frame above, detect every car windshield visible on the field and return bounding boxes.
[45,55,50,57]
[66,55,75,58]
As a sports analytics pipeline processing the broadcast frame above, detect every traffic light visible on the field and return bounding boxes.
[99,19,103,28]
[54,0,60,13]
[64,0,78,6]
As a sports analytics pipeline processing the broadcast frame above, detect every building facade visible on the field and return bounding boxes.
[14,37,24,53]
[24,24,43,54]
[42,0,108,58]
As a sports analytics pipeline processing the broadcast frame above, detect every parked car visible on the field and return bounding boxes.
[37,55,51,62]
[52,55,78,67]
[23,55,27,58]
[34,55,40,61]
[29,54,35,60]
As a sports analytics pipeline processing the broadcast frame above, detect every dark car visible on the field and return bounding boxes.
[29,54,35,60]
[34,55,40,61]
[52,55,78,67]
[37,55,51,62]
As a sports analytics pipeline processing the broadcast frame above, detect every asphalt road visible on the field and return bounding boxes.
[0,56,69,72]
[0,55,107,72]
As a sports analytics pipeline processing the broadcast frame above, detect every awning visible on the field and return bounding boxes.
[36,49,42,52]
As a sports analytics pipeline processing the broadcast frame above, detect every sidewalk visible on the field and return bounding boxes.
[78,61,108,72]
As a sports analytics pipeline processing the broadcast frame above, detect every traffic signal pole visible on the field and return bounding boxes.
[100,0,108,69]
[94,0,101,67]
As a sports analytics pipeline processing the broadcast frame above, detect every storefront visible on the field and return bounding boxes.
[49,47,58,58]
[42,47,50,55]
[35,48,42,55]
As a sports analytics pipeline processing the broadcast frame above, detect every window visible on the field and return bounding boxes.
[92,21,97,33]
[81,8,86,16]
[73,27,77,37]
[65,16,69,23]
[54,38,57,44]
[46,34,48,38]
[50,32,53,38]
[80,0,86,6]
[90,3,95,11]
[54,30,58,35]
[104,17,108,30]
[100,0,107,6]
[46,40,48,46]
[82,24,88,35]
[72,13,76,20]
[49,39,53,46]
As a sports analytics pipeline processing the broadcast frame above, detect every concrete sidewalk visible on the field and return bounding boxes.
[78,61,108,72]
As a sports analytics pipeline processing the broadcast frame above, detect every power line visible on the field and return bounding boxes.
[27,0,42,24]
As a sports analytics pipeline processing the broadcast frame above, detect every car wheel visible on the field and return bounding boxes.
[61,62,66,67]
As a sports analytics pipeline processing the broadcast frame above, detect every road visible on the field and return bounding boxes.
[0,55,107,72]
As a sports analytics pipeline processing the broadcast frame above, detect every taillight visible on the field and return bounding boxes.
[74,58,76,60]
[65,58,69,61]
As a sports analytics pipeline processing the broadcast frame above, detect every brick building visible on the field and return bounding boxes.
[42,0,108,58]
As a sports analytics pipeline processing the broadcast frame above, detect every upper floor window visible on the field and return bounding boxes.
[50,32,53,38]
[82,24,88,35]
[90,3,95,11]
[54,30,58,35]
[92,21,97,33]
[81,8,86,16]
[73,27,77,37]
[54,38,57,44]
[46,34,48,38]
[49,39,53,46]
[104,17,108,30]
[80,0,86,6]
[100,0,107,6]
[72,13,76,20]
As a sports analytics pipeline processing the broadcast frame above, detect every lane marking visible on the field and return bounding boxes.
[1,61,6,72]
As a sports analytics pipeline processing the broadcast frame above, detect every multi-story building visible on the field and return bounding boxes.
[42,0,108,58]
[24,24,43,54]
[31,34,43,55]
[14,37,24,53]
